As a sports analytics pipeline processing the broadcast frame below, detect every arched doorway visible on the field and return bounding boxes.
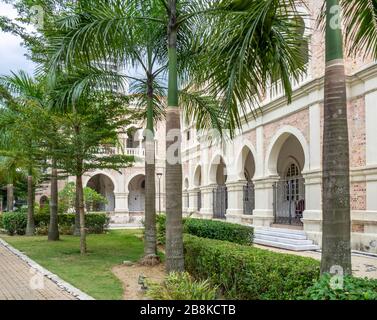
[272,135,306,227]
[210,156,227,219]
[86,174,115,212]
[193,165,202,212]
[128,174,145,212]
[241,147,256,215]
[39,195,49,208]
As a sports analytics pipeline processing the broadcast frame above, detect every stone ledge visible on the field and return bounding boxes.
[0,238,95,300]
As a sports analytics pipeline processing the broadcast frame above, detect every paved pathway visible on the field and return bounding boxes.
[0,241,76,300]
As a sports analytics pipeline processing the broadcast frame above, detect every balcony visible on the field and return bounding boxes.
[265,65,310,104]
[96,146,145,158]
[125,148,145,157]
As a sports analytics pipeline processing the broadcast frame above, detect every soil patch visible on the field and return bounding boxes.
[112,263,166,300]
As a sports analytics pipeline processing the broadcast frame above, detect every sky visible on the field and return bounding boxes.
[0,2,36,76]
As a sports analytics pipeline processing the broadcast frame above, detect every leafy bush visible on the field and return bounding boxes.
[1,212,27,235]
[0,214,3,229]
[156,213,166,245]
[146,272,218,300]
[35,221,49,236]
[1,212,109,235]
[184,235,320,300]
[58,182,108,213]
[302,274,377,300]
[184,218,253,245]
[157,215,252,245]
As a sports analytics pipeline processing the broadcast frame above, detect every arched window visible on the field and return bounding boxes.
[285,163,300,201]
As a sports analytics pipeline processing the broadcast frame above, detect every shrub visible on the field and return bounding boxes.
[184,235,320,300]
[146,272,218,300]
[1,212,109,235]
[1,212,27,235]
[0,214,3,229]
[184,218,253,245]
[156,213,166,245]
[302,274,377,300]
[35,221,49,236]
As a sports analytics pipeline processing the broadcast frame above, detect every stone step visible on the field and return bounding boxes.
[254,226,307,235]
[254,238,320,251]
[255,234,314,245]
[254,229,307,240]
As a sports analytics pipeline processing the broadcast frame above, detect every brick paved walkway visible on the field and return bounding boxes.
[0,242,76,300]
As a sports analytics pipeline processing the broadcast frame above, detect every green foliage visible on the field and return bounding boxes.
[2,212,109,235]
[302,274,377,300]
[156,215,253,245]
[84,187,108,211]
[58,182,108,213]
[184,235,320,300]
[1,211,27,235]
[156,213,166,245]
[146,272,218,300]
[184,218,253,245]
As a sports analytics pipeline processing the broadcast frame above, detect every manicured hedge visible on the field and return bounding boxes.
[302,274,377,300]
[1,212,27,235]
[184,218,253,245]
[0,212,109,235]
[157,214,253,245]
[184,235,320,300]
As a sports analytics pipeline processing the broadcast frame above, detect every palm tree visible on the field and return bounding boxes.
[38,0,225,270]
[0,71,59,237]
[319,0,351,275]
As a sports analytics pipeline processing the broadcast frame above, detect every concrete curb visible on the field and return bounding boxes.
[0,238,95,300]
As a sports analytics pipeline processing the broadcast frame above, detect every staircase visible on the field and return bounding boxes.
[253,227,320,251]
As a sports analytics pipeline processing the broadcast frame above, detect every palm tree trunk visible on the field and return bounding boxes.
[76,174,86,254]
[142,76,159,264]
[321,0,352,275]
[165,0,184,273]
[48,159,59,241]
[26,169,35,236]
[6,183,13,212]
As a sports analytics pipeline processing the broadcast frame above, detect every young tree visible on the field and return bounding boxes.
[49,76,134,254]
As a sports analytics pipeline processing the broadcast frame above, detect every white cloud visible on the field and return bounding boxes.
[0,3,36,76]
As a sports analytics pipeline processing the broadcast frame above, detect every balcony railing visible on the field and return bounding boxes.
[96,146,145,157]
[125,148,145,157]
[265,65,310,104]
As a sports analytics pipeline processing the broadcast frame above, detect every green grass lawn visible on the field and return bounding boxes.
[1,229,145,300]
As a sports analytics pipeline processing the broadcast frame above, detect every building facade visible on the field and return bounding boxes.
[36,121,167,225]
[181,0,377,253]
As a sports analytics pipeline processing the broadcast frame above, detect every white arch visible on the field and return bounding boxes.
[192,164,202,188]
[265,126,309,176]
[84,171,117,192]
[208,153,228,185]
[234,141,258,181]
[126,172,145,191]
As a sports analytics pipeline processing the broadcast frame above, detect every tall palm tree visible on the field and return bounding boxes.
[39,0,225,270]
[0,71,57,237]
[320,0,351,275]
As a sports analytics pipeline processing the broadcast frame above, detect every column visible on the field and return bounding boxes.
[199,184,216,219]
[302,171,322,245]
[252,176,279,227]
[187,189,198,214]
[303,103,323,244]
[226,180,247,224]
[112,192,129,224]
[182,190,189,214]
